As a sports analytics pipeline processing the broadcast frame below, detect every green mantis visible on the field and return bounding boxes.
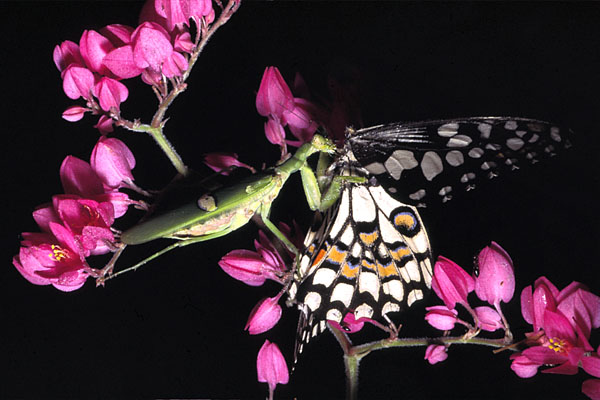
[110,133,362,280]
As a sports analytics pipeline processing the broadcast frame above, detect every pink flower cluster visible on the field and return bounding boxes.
[424,242,516,364]
[12,137,136,291]
[511,277,600,399]
[218,222,303,397]
[54,0,213,133]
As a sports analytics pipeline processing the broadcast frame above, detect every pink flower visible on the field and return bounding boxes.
[425,305,459,331]
[103,44,144,79]
[53,40,84,73]
[53,196,115,256]
[583,379,600,400]
[93,76,129,112]
[474,241,515,307]
[61,65,95,100]
[431,256,475,310]
[510,353,541,378]
[79,29,115,76]
[424,344,448,365]
[90,137,136,190]
[62,106,88,122]
[521,276,559,333]
[94,115,115,135]
[153,0,214,31]
[556,281,600,339]
[474,306,503,332]
[203,152,254,176]
[218,250,275,286]
[245,296,283,335]
[256,66,294,120]
[263,118,287,148]
[282,98,320,145]
[60,156,105,197]
[13,222,89,292]
[257,340,289,400]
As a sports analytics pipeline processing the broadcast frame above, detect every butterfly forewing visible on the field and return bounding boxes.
[347,117,572,206]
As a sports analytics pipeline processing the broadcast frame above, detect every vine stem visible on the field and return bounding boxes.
[330,325,513,400]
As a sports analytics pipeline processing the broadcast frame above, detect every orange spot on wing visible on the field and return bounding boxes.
[359,231,379,246]
[312,248,327,267]
[327,246,347,265]
[390,246,411,261]
[361,259,376,271]
[341,261,359,279]
[394,213,415,230]
[377,260,398,278]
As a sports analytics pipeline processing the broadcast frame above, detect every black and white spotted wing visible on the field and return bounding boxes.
[346,117,572,206]
[288,171,433,361]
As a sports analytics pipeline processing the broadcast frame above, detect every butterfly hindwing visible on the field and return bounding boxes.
[290,178,432,361]
[346,117,572,206]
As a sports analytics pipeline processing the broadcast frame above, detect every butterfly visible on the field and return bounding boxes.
[287,116,572,362]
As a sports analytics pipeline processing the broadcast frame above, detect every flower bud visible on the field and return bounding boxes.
[256,66,294,119]
[425,305,458,331]
[90,137,136,189]
[474,306,503,332]
[245,296,282,335]
[431,256,474,310]
[474,242,515,306]
[256,340,289,394]
[424,344,448,365]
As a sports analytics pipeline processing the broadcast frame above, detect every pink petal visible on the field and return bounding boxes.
[79,30,114,75]
[53,40,83,72]
[132,22,173,71]
[60,156,104,197]
[256,66,294,119]
[218,249,268,287]
[264,118,287,147]
[94,115,114,135]
[99,24,134,46]
[521,285,534,325]
[103,45,144,79]
[32,204,60,233]
[425,305,458,331]
[62,105,88,122]
[93,77,129,112]
[431,256,475,310]
[474,306,504,332]
[510,353,540,378]
[62,65,94,100]
[582,379,600,400]
[90,137,136,189]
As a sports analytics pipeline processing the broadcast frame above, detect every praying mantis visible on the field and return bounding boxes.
[109,133,363,280]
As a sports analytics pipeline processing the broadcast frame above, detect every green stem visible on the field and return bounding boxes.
[344,353,360,400]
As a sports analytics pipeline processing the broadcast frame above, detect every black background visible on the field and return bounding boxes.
[2,2,600,399]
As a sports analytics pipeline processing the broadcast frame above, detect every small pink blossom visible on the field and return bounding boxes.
[431,256,475,310]
[263,118,287,148]
[257,340,289,400]
[61,65,94,100]
[103,45,144,79]
[474,306,504,332]
[425,305,459,331]
[203,152,254,175]
[62,105,89,122]
[90,137,136,190]
[154,0,214,31]
[556,281,600,338]
[94,115,114,135]
[245,296,283,335]
[218,250,273,286]
[93,76,129,112]
[424,344,448,365]
[60,156,105,197]
[132,22,173,71]
[53,40,83,73]
[13,223,89,292]
[474,241,515,306]
[256,66,294,120]
[79,29,115,76]
[99,24,134,46]
[282,98,320,145]
[53,196,115,256]
[510,353,541,378]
